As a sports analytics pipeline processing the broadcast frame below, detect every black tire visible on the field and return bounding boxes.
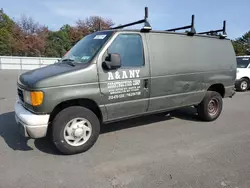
[235,78,249,92]
[51,106,100,155]
[197,91,223,121]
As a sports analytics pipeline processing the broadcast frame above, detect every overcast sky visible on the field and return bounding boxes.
[1,0,249,39]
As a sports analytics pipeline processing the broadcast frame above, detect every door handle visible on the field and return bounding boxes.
[144,79,149,89]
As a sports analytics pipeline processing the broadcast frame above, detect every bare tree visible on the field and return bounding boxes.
[17,14,45,35]
[76,16,114,33]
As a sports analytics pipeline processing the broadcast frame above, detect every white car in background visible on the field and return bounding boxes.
[235,56,250,91]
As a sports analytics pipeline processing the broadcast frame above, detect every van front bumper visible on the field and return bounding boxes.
[14,100,50,138]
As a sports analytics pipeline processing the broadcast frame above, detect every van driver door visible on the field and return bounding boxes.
[97,32,150,121]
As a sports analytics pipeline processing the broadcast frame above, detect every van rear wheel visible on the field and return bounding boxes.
[51,106,100,155]
[197,91,223,121]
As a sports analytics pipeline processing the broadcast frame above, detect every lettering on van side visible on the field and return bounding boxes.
[108,70,140,80]
[106,69,142,100]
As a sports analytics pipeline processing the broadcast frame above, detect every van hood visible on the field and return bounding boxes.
[18,63,84,89]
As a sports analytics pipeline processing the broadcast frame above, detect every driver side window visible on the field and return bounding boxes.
[107,34,144,67]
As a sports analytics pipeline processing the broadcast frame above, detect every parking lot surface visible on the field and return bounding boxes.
[0,70,250,188]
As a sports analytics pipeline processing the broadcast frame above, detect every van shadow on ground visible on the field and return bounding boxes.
[0,111,33,151]
[0,111,58,154]
[0,106,199,155]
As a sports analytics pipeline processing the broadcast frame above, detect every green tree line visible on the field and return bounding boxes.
[232,31,250,56]
[0,9,114,57]
[0,8,249,57]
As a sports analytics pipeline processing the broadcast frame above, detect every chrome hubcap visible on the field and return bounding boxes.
[241,81,248,90]
[208,98,219,116]
[64,118,92,147]
[74,127,84,137]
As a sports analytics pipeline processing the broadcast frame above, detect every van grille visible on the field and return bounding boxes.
[17,88,24,102]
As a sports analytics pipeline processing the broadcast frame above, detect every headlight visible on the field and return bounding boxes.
[23,91,44,106]
[23,91,31,104]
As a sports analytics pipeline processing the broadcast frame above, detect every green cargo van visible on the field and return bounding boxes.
[15,8,236,154]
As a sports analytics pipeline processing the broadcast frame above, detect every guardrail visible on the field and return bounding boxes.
[0,56,59,70]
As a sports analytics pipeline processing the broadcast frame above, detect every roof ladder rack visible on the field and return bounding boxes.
[166,15,196,36]
[98,6,227,39]
[111,7,152,31]
[198,20,227,38]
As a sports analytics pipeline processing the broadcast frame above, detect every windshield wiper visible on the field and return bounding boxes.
[61,58,75,67]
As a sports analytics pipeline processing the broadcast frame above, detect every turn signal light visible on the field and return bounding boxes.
[30,91,44,106]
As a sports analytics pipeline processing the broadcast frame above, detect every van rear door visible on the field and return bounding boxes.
[97,32,150,121]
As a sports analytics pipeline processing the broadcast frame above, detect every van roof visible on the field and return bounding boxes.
[96,29,230,40]
[237,55,250,58]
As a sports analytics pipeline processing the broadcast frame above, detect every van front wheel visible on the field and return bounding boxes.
[236,78,249,92]
[197,91,223,121]
[51,106,100,155]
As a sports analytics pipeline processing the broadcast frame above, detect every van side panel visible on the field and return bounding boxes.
[146,33,236,112]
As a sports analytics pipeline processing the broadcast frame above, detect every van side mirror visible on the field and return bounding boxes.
[103,53,121,70]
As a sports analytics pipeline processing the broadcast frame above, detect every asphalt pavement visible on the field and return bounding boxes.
[0,70,250,188]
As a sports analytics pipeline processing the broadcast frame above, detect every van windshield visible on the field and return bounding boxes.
[61,31,114,64]
[237,57,250,68]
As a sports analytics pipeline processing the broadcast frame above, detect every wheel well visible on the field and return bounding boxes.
[49,99,103,123]
[208,84,225,98]
[242,77,250,80]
